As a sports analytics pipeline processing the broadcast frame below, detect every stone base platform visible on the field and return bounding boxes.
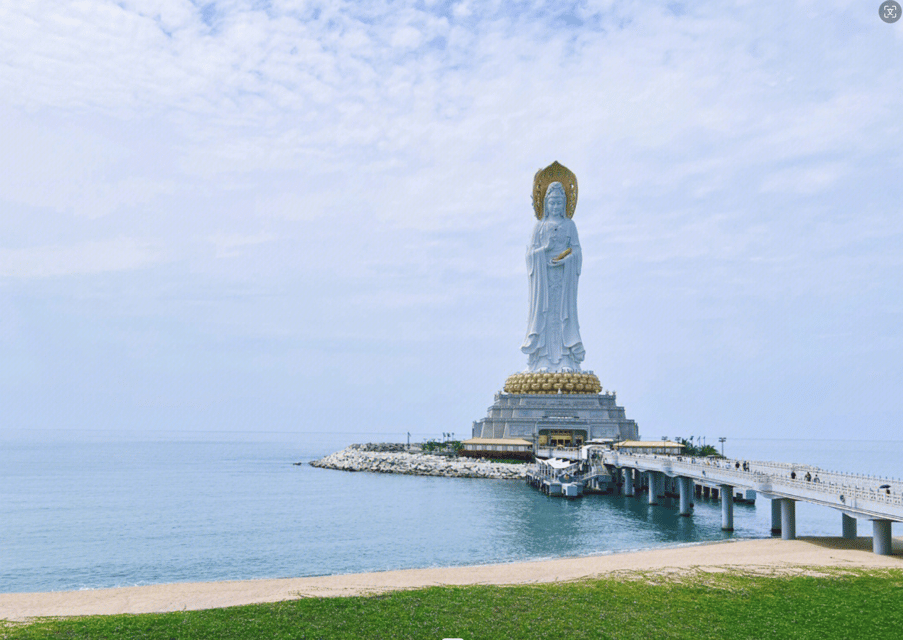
[472,388,639,444]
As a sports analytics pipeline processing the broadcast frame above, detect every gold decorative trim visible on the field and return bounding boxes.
[503,371,601,395]
[532,161,578,220]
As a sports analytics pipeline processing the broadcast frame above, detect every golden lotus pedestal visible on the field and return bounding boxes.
[503,371,601,395]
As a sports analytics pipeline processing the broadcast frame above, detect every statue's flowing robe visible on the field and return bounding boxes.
[521,216,585,370]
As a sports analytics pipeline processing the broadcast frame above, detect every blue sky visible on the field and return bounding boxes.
[1,1,901,443]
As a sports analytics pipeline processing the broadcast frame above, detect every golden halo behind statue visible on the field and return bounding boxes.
[533,161,578,220]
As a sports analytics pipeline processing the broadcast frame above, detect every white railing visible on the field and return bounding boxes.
[603,452,903,509]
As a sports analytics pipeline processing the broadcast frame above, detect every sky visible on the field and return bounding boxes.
[1,0,901,444]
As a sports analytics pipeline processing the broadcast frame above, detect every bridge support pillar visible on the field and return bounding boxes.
[647,472,659,506]
[781,499,796,540]
[771,499,782,535]
[624,467,635,497]
[679,477,693,516]
[720,484,734,531]
[872,520,893,555]
[842,514,857,540]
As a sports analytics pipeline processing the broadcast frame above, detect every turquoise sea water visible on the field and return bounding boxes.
[1,432,900,594]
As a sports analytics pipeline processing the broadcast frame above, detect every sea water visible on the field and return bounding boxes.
[1,431,900,594]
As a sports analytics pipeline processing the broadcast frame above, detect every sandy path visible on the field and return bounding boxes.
[2,537,901,622]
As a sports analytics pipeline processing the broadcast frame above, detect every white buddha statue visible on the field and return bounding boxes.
[521,173,585,373]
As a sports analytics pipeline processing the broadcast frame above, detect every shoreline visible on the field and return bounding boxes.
[3,537,901,622]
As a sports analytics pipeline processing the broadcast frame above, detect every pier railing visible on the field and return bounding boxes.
[602,452,903,512]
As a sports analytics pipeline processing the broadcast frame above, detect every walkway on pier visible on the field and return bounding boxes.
[601,450,902,555]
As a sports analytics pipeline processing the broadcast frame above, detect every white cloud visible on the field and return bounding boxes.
[451,2,472,19]
[209,230,277,258]
[0,111,177,218]
[0,238,164,278]
[391,25,424,49]
[760,162,850,194]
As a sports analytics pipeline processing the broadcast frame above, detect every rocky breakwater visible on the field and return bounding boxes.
[309,443,533,480]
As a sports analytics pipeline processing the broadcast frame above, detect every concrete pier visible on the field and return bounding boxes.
[624,467,635,497]
[531,449,899,559]
[679,477,693,516]
[594,449,902,555]
[647,472,659,506]
[781,499,796,540]
[720,484,734,531]
[872,520,893,556]
[771,499,782,535]
[842,513,857,540]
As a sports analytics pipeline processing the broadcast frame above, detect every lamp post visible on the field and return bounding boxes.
[719,437,726,457]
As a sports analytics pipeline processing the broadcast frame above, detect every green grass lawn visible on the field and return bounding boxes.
[4,569,902,640]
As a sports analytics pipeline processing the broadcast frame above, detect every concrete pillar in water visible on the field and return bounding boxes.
[720,484,734,531]
[781,499,796,540]
[842,513,857,540]
[624,467,635,497]
[771,499,782,535]
[872,520,893,555]
[679,477,693,516]
[647,472,659,506]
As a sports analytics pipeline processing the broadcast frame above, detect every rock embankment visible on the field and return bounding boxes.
[348,442,417,453]
[309,445,532,480]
